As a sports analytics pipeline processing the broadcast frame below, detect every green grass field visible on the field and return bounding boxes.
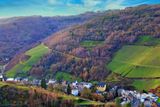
[107,36,160,90]
[107,45,160,78]
[135,36,160,46]
[55,72,82,82]
[80,40,103,50]
[132,79,160,91]
[6,44,49,78]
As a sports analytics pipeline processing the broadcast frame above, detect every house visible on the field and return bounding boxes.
[130,95,141,107]
[83,82,92,89]
[22,78,29,82]
[71,89,79,96]
[47,79,56,85]
[117,89,125,97]
[121,99,130,106]
[0,74,4,81]
[14,77,22,82]
[6,78,14,82]
[21,78,29,84]
[144,99,152,107]
[32,79,41,86]
[72,81,78,87]
[77,84,84,92]
[97,82,107,92]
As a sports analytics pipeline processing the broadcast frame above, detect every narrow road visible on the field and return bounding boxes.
[52,49,82,60]
[114,72,160,80]
[127,77,160,80]
[114,60,160,69]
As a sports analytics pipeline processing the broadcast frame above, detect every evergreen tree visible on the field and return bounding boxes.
[41,78,47,89]
[67,84,71,95]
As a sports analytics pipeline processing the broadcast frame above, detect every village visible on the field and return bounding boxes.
[0,73,160,107]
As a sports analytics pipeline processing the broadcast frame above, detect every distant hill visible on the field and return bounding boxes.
[6,4,160,90]
[0,12,101,64]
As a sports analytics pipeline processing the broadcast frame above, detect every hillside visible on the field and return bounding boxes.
[0,82,104,106]
[108,35,160,78]
[0,12,101,64]
[107,36,160,90]
[6,5,160,90]
[108,45,160,78]
[6,44,49,78]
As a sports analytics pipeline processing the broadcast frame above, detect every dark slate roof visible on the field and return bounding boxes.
[97,82,106,87]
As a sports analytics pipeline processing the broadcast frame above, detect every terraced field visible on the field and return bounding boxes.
[107,36,160,90]
[6,44,49,78]
[107,45,160,78]
[132,79,160,91]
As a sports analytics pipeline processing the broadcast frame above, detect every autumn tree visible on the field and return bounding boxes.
[91,93,105,102]
[80,87,92,99]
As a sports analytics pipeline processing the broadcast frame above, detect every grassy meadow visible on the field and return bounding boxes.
[107,36,160,78]
[6,44,49,78]
[107,36,160,90]
[80,40,103,50]
[135,35,160,46]
[55,72,82,82]
[132,79,160,91]
[107,45,160,78]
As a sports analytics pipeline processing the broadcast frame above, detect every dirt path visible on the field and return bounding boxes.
[52,49,82,60]
[114,60,160,69]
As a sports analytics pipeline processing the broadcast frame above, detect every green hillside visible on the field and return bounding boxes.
[55,72,82,82]
[132,79,160,91]
[107,45,160,78]
[6,44,49,78]
[107,36,160,90]
[135,35,160,46]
